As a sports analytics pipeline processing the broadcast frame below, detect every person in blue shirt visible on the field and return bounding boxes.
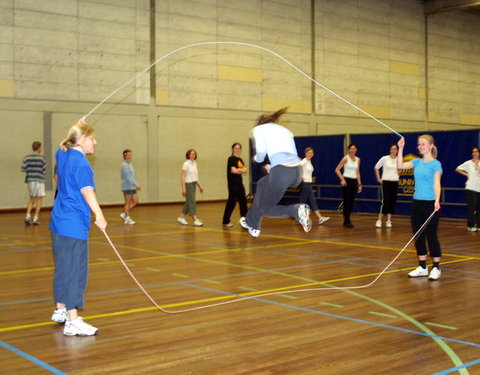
[397,135,442,281]
[49,121,107,336]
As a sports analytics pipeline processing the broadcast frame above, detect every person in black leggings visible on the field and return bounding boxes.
[222,143,248,227]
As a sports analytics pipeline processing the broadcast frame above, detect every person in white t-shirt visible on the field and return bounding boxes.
[374,144,400,228]
[455,147,480,231]
[299,147,329,225]
[335,144,362,228]
[177,149,204,227]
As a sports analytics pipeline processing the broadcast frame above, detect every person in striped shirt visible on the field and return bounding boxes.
[21,141,47,224]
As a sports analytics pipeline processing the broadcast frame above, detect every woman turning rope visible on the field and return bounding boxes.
[397,135,443,280]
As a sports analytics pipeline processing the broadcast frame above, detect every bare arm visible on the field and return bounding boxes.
[196,179,204,193]
[181,170,187,196]
[231,166,247,175]
[434,172,441,211]
[374,168,382,184]
[397,137,413,170]
[455,168,468,178]
[335,157,347,186]
[356,158,362,193]
[81,188,107,230]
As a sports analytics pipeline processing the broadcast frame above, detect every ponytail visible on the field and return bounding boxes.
[256,107,288,126]
[60,123,95,152]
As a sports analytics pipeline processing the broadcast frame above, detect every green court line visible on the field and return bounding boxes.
[368,311,397,319]
[172,273,188,278]
[146,267,161,272]
[97,258,110,262]
[319,302,344,308]
[202,279,221,285]
[425,322,458,330]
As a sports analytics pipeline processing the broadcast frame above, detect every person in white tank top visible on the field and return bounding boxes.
[374,144,400,228]
[335,143,362,228]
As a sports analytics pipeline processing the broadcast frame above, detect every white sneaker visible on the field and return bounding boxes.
[32,216,40,225]
[193,219,203,227]
[224,223,233,227]
[239,217,249,229]
[429,267,441,281]
[177,217,188,225]
[319,217,330,225]
[120,212,126,220]
[297,204,312,233]
[375,220,382,228]
[25,215,31,225]
[239,217,260,237]
[467,227,477,232]
[124,216,136,225]
[386,220,392,228]
[63,317,98,336]
[248,227,260,237]
[51,308,67,323]
[408,266,428,278]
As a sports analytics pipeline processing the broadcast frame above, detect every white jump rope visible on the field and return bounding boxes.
[82,41,434,313]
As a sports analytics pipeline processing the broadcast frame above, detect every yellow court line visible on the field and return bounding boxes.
[0,257,474,333]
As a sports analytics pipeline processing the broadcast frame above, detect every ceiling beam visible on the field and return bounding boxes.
[424,0,480,14]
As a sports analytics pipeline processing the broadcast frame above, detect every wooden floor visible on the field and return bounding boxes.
[0,203,479,375]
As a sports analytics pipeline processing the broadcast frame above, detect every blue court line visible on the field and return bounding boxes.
[183,283,480,349]
[434,359,480,374]
[0,340,67,374]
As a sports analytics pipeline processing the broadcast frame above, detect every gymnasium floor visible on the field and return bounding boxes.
[0,203,479,374]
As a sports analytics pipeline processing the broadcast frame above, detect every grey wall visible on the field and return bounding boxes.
[0,0,479,209]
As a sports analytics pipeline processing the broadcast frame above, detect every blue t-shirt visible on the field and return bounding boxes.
[49,149,95,240]
[412,158,442,201]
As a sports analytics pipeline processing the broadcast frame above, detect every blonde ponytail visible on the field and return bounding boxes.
[60,123,95,152]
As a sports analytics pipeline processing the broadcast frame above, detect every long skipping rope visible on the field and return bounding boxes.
[85,41,433,313]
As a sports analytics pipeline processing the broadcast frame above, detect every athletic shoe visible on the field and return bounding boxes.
[177,217,188,225]
[32,216,40,225]
[25,216,31,225]
[124,216,136,225]
[239,217,248,229]
[319,217,330,225]
[467,227,477,232]
[428,267,441,281]
[375,220,382,228]
[120,212,126,220]
[63,317,98,336]
[193,219,203,227]
[408,266,428,278]
[51,308,67,323]
[386,220,392,228]
[224,223,233,227]
[298,204,312,233]
[239,217,260,237]
[248,227,260,237]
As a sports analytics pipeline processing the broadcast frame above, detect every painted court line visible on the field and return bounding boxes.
[0,340,66,375]
[172,273,189,278]
[434,359,480,375]
[368,311,397,319]
[425,322,458,330]
[319,302,344,308]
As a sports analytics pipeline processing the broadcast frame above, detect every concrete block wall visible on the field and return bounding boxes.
[0,0,479,210]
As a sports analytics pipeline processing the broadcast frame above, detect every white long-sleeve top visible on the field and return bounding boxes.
[252,122,300,167]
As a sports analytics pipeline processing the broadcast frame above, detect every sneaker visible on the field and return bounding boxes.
[124,216,136,225]
[32,216,40,225]
[375,220,382,228]
[386,220,392,228]
[248,227,261,237]
[177,217,188,225]
[224,222,233,227]
[467,227,477,232]
[193,219,203,227]
[297,204,312,233]
[429,267,441,281]
[63,317,98,336]
[408,266,428,278]
[239,217,260,237]
[319,217,330,225]
[25,216,31,225]
[120,212,126,220]
[239,217,249,229]
[51,308,67,323]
